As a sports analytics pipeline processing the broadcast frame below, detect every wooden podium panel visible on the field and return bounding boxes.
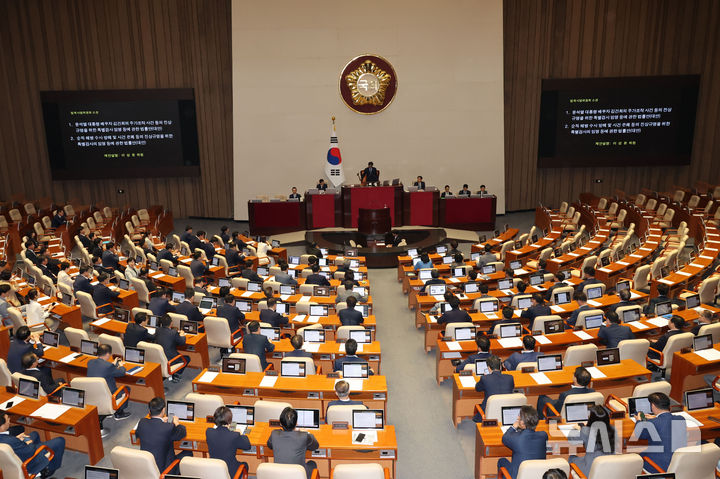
[439,196,496,231]
[403,190,439,225]
[342,185,403,228]
[248,200,306,235]
[305,192,342,229]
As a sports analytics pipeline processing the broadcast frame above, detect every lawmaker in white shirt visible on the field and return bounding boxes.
[256,237,271,266]
[57,262,73,291]
[124,257,140,281]
[24,288,57,331]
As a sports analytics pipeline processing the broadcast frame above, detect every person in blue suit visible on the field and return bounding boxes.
[474,355,514,413]
[455,333,492,372]
[597,310,634,348]
[206,406,251,477]
[7,326,44,373]
[567,292,590,328]
[631,392,687,471]
[504,335,540,371]
[497,405,548,479]
[136,397,191,475]
[259,297,288,328]
[73,266,94,295]
[149,288,177,316]
[285,335,313,358]
[325,380,365,416]
[92,273,120,315]
[437,296,472,325]
[520,293,552,331]
[0,411,65,477]
[174,288,204,323]
[333,338,374,375]
[243,321,274,370]
[87,343,130,420]
[537,367,594,419]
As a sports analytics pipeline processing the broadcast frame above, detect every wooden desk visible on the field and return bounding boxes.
[242,312,377,341]
[0,325,11,359]
[669,344,720,401]
[41,345,165,402]
[147,270,186,293]
[451,359,651,426]
[89,318,210,370]
[130,421,398,479]
[191,370,387,419]
[0,390,104,464]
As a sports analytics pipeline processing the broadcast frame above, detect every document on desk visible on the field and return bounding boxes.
[647,317,669,328]
[459,376,477,388]
[534,335,552,345]
[485,313,498,320]
[302,343,321,353]
[445,341,462,351]
[336,378,364,391]
[676,271,692,277]
[448,277,460,283]
[352,429,377,445]
[514,309,522,317]
[197,371,219,383]
[240,291,254,298]
[657,278,674,285]
[530,372,552,385]
[587,300,602,307]
[259,376,278,388]
[573,331,593,340]
[500,289,514,296]
[427,314,438,323]
[32,404,71,420]
[292,315,307,323]
[59,353,78,364]
[695,349,720,362]
[498,337,523,349]
[297,296,312,304]
[339,343,363,353]
[630,292,642,300]
[632,321,649,330]
[585,367,606,379]
[616,261,630,266]
[597,267,611,273]
[673,411,703,427]
[550,305,565,313]
[433,295,445,302]
[306,316,321,323]
[0,396,25,410]
[93,317,111,326]
[557,424,578,438]
[280,295,291,301]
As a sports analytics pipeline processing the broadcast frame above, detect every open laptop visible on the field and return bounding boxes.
[655,301,673,316]
[586,286,603,300]
[85,466,119,479]
[61,387,86,408]
[436,245,447,255]
[221,357,246,374]
[622,308,641,323]
[349,329,371,344]
[235,300,252,313]
[442,256,454,265]
[517,296,532,309]
[352,409,384,430]
[355,304,370,317]
[80,339,99,356]
[303,329,325,343]
[113,308,130,322]
[554,291,571,305]
[172,292,185,303]
[295,408,320,429]
[280,360,307,377]
[167,267,178,277]
[227,404,254,433]
[118,278,130,291]
[247,282,262,292]
[501,405,522,426]
[543,319,564,334]
[275,302,289,315]
[481,264,497,274]
[616,280,630,293]
[499,323,522,338]
[198,297,216,314]
[509,260,522,270]
[180,319,198,334]
[694,334,713,351]
[166,400,195,422]
[309,304,329,317]
[685,388,714,411]
[475,359,490,376]
[596,348,620,366]
[428,284,446,296]
[59,291,73,306]
[584,314,604,329]
[257,266,269,276]
[41,330,59,347]
[497,278,513,290]
[685,293,701,309]
[565,402,593,423]
[260,327,280,342]
[289,256,300,265]
[124,346,145,364]
[218,278,231,288]
[342,362,370,378]
[279,284,295,295]
[418,269,433,281]
[537,354,563,372]
[479,301,499,313]
[314,285,330,296]
[529,274,544,286]
[453,326,476,341]
[452,267,466,277]
[628,396,653,416]
[18,378,40,399]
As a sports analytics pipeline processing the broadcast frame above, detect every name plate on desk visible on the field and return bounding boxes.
[380,450,396,458]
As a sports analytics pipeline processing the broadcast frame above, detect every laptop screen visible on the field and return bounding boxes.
[303,329,325,343]
[180,320,198,334]
[454,326,475,341]
[309,305,328,317]
[342,362,369,378]
[510,260,522,270]
[544,319,564,334]
[60,292,73,306]
[167,401,195,422]
[41,331,59,347]
[114,308,130,322]
[418,269,433,280]
[554,291,571,305]
[280,361,306,377]
[622,308,640,323]
[497,279,513,290]
[279,285,295,295]
[537,354,563,372]
[616,280,630,292]
[227,405,254,425]
[125,347,145,364]
[289,256,300,265]
[501,406,522,426]
[275,302,288,315]
[85,466,120,479]
[655,301,672,316]
[443,256,454,264]
[407,248,418,257]
[694,334,713,351]
[529,274,544,286]
[218,278,231,288]
[118,279,130,291]
[685,293,700,309]
[81,340,98,356]
[475,359,490,376]
[436,246,447,255]
[517,296,532,309]
[349,329,371,344]
[499,323,522,338]
[584,314,604,329]
[352,410,384,430]
[221,357,246,374]
[355,304,370,317]
[257,266,268,276]
[453,267,465,277]
[471,252,480,262]
[18,378,40,399]
[685,388,714,411]
[596,348,620,366]
[586,286,603,300]
[482,264,497,274]
[148,315,160,328]
[199,297,215,310]
[464,282,480,294]
[565,402,592,423]
[172,292,185,303]
[628,396,652,416]
[247,282,262,292]
[260,327,280,341]
[295,408,320,429]
[236,300,252,312]
[428,284,446,296]
[167,267,178,277]
[480,301,498,313]
[62,387,86,408]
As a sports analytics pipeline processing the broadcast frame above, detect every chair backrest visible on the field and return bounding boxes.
[0,443,26,479]
[444,322,475,340]
[617,338,650,366]
[203,316,233,349]
[550,286,574,304]
[698,276,720,304]
[332,463,386,479]
[559,201,568,213]
[586,453,643,479]
[607,202,618,215]
[159,259,173,273]
[231,277,249,289]
[137,341,170,378]
[516,458,569,479]
[7,307,26,330]
[656,202,668,216]
[564,343,598,366]
[472,297,499,311]
[11,372,46,396]
[229,352,264,373]
[99,333,125,357]
[561,392,605,420]
[256,463,307,479]
[295,300,317,314]
[177,264,194,288]
[64,326,89,350]
[646,198,657,211]
[179,457,230,479]
[632,265,650,290]
[499,241,513,260]
[253,400,293,423]
[326,404,368,425]
[538,247,552,261]
[110,445,161,479]
[71,377,115,415]
[0,359,12,387]
[530,315,562,333]
[130,278,150,304]
[484,393,527,420]
[658,332,694,371]
[581,283,605,299]
[698,322,720,344]
[667,443,720,479]
[576,309,605,330]
[298,323,324,339]
[510,294,533,308]
[185,393,225,420]
[299,283,315,295]
[76,290,100,320]
[281,356,316,375]
[631,380,671,398]
[167,312,186,330]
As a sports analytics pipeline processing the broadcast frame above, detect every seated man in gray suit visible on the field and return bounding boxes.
[267,407,319,479]
[274,261,298,286]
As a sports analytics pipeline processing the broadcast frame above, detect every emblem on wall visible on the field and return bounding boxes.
[339,55,397,114]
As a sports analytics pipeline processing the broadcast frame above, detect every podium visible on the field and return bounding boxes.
[341,185,403,228]
[305,191,342,229]
[439,195,496,231]
[358,208,392,240]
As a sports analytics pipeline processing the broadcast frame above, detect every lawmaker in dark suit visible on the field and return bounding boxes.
[305,264,330,286]
[51,210,67,228]
[333,339,374,375]
[267,407,320,479]
[225,243,243,269]
[455,333,492,372]
[73,266,95,295]
[575,266,603,294]
[196,231,215,259]
[413,176,426,190]
[608,288,635,313]
[190,252,209,278]
[21,352,64,394]
[474,355,514,412]
[631,392,687,471]
[157,243,177,263]
[286,335,313,358]
[243,321,274,370]
[101,243,120,270]
[326,380,364,416]
[597,311,634,348]
[692,309,715,335]
[149,289,177,316]
[420,269,444,293]
[87,344,129,418]
[520,293,552,331]
[544,273,567,301]
[206,406,251,477]
[567,292,590,327]
[92,273,120,314]
[339,296,364,326]
[124,312,157,348]
[259,297,289,328]
[0,410,65,476]
[136,398,191,474]
[648,315,686,359]
[155,314,189,381]
[175,291,204,323]
[496,406,548,479]
[644,283,678,315]
[458,184,472,197]
[289,187,301,199]
[504,336,540,371]
[440,185,453,198]
[316,179,328,190]
[438,296,472,325]
[537,367,594,419]
[275,261,298,286]
[7,327,44,373]
[217,294,245,332]
[489,306,518,333]
[241,260,262,282]
[360,162,379,184]
[180,226,195,246]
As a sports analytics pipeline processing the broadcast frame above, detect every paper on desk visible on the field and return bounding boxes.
[336,378,364,391]
[146,327,156,335]
[514,309,522,317]
[448,277,460,283]
[0,396,25,410]
[617,261,630,266]
[531,244,542,248]
[306,316,321,323]
[498,337,523,349]
[568,253,579,258]
[446,341,462,351]
[673,411,703,428]
[59,353,78,364]
[701,255,714,260]
[443,352,462,359]
[695,349,720,362]
[550,305,565,313]
[280,295,291,301]
[500,289,514,296]
[648,317,669,327]
[485,313,498,320]
[338,343,363,353]
[501,425,512,433]
[530,372,552,385]
[514,268,529,275]
[240,291,254,298]
[630,292,642,300]
[510,250,521,255]
[93,317,111,326]
[573,331,593,340]
[259,376,278,388]
[352,429,377,445]
[302,343,321,353]
[585,367,607,379]
[32,403,71,420]
[633,321,650,330]
[630,254,643,259]
[597,267,611,273]
[197,371,219,383]
[557,424,578,438]
[459,376,477,388]
[534,335,552,345]
[427,315,438,323]
[292,314,307,323]
[433,295,445,302]
[297,296,311,304]
[587,300,602,307]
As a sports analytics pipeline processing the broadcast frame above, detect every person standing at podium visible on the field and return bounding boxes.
[413,176,426,190]
[440,185,453,198]
[316,179,328,190]
[289,187,301,199]
[360,162,379,185]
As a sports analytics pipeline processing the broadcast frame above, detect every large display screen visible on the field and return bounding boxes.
[537,75,699,167]
[41,89,200,179]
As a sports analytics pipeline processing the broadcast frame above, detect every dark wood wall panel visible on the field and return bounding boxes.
[504,0,720,211]
[0,0,232,218]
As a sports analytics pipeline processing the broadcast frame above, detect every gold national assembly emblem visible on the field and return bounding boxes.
[339,55,398,114]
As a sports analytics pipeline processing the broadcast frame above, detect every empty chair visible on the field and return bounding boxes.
[256,463,310,479]
[478,393,527,420]
[530,315,562,333]
[137,341,189,380]
[76,291,111,321]
[569,453,643,479]
[72,377,129,436]
[179,456,241,479]
[332,463,388,479]
[111,445,174,479]
[253,400,292,423]
[64,327,89,350]
[564,344,598,366]
[697,276,719,305]
[0,359,12,387]
[185,393,224,419]
[177,264,194,288]
[326,404,368,425]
